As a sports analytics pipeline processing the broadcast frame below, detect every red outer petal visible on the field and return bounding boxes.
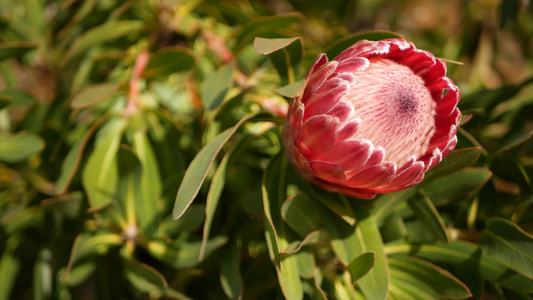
[310,161,346,183]
[313,140,372,171]
[299,115,340,157]
[306,53,329,80]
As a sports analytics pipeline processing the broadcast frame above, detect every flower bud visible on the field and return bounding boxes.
[283,38,461,199]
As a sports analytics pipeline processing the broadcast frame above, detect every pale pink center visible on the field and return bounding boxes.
[339,58,436,166]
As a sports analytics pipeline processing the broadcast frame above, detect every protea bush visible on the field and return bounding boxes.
[1,1,532,300]
[284,38,461,199]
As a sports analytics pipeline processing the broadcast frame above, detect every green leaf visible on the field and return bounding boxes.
[82,117,125,209]
[325,30,405,59]
[388,256,471,299]
[492,130,533,156]
[262,153,303,300]
[33,249,53,300]
[173,113,279,220]
[117,147,142,226]
[0,237,20,300]
[1,206,44,235]
[422,147,481,183]
[0,41,38,61]
[350,201,390,300]
[132,131,161,234]
[281,192,322,237]
[62,20,145,65]
[62,232,123,282]
[385,240,533,292]
[0,89,36,107]
[295,250,315,278]
[0,96,10,109]
[161,204,205,237]
[146,236,227,269]
[421,168,492,205]
[201,63,233,110]
[234,13,303,53]
[71,82,122,109]
[0,132,44,163]
[55,139,84,194]
[347,252,375,284]
[143,47,195,78]
[372,187,417,227]
[479,217,533,279]
[220,244,243,300]
[274,79,305,98]
[123,257,167,294]
[254,37,303,85]
[407,191,449,243]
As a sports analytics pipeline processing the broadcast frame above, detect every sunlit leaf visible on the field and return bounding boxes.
[117,147,142,227]
[201,63,232,110]
[0,237,20,300]
[0,132,44,163]
[389,256,471,299]
[372,187,417,227]
[274,79,305,98]
[385,240,533,292]
[254,37,303,85]
[71,82,122,109]
[123,257,167,294]
[347,252,375,284]
[480,218,533,279]
[173,113,280,220]
[234,13,303,53]
[82,117,125,209]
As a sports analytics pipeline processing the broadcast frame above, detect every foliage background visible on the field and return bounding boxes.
[0,0,532,299]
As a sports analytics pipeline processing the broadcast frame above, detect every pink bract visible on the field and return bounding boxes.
[283,38,461,199]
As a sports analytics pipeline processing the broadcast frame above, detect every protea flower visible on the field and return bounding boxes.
[283,38,461,199]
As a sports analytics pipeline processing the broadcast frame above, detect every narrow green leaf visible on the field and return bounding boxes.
[372,187,417,227]
[385,240,533,292]
[0,41,38,61]
[254,37,303,85]
[123,257,167,294]
[492,130,533,156]
[132,131,161,234]
[117,148,142,226]
[421,168,492,205]
[234,13,303,53]
[325,30,405,59]
[220,244,243,300]
[347,252,375,285]
[422,147,481,183]
[480,217,533,279]
[280,230,329,254]
[55,139,83,194]
[62,232,123,282]
[201,63,232,110]
[0,132,44,163]
[281,193,322,237]
[173,113,279,220]
[0,236,20,300]
[350,201,390,300]
[82,117,125,209]
[161,204,205,237]
[407,191,450,243]
[2,206,44,235]
[0,89,36,107]
[143,47,195,78]
[62,20,145,65]
[279,254,304,300]
[388,256,471,299]
[146,236,227,269]
[274,79,305,98]
[71,82,121,109]
[33,249,53,300]
[295,250,315,278]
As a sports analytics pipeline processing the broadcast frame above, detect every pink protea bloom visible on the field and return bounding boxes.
[283,38,461,199]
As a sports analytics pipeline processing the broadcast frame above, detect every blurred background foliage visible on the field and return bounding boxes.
[0,0,532,299]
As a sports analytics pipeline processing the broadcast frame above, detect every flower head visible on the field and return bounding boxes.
[283,38,461,199]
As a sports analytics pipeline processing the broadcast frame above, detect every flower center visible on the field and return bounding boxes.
[339,58,436,166]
